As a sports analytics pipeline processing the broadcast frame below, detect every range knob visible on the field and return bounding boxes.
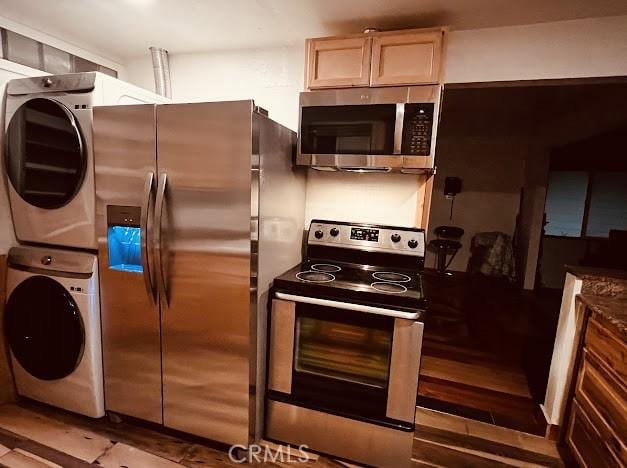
[314,230,324,239]
[408,239,418,249]
[391,233,401,243]
[330,227,340,237]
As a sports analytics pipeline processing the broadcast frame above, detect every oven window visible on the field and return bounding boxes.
[295,315,392,388]
[300,105,396,155]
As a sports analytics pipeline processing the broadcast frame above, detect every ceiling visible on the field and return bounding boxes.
[2,0,627,63]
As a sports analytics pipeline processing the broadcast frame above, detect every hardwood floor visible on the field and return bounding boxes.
[413,407,562,467]
[0,402,341,467]
[418,271,561,436]
[421,355,532,398]
[417,336,546,434]
[0,401,563,467]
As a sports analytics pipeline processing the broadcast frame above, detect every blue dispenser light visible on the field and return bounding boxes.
[108,225,143,273]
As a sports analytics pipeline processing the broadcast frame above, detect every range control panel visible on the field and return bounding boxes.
[308,220,425,257]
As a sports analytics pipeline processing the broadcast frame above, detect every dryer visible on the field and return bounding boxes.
[4,246,104,417]
[3,72,168,250]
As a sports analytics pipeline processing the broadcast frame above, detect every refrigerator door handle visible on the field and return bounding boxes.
[141,171,156,303]
[155,172,169,306]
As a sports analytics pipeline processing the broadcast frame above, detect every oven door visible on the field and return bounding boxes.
[267,296,423,428]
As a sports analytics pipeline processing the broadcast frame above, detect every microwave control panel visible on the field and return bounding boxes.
[402,103,434,156]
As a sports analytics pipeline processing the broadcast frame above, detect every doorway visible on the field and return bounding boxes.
[418,78,627,435]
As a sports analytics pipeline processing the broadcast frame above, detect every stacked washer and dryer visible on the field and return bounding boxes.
[2,72,167,417]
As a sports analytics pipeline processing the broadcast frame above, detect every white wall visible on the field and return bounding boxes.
[445,15,627,83]
[122,15,627,230]
[304,171,422,227]
[124,47,303,131]
[426,136,526,271]
[542,272,583,427]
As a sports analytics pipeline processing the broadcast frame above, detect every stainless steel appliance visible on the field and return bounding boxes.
[297,86,441,173]
[3,72,167,250]
[93,102,305,445]
[4,246,104,417]
[266,220,426,467]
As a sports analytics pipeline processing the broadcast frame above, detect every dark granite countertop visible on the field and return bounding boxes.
[566,265,627,281]
[578,294,627,339]
[566,265,627,299]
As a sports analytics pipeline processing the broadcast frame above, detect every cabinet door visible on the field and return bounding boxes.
[306,37,372,89]
[371,31,443,86]
[567,400,621,468]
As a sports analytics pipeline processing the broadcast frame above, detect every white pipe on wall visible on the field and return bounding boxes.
[149,47,171,98]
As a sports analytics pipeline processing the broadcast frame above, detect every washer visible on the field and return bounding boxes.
[4,246,104,417]
[3,72,168,249]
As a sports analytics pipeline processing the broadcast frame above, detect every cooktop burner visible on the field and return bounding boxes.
[371,281,408,293]
[372,271,411,283]
[295,271,335,283]
[311,263,341,272]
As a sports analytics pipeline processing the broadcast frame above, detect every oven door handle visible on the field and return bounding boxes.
[274,292,422,320]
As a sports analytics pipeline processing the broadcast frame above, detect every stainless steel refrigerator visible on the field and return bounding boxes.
[93,101,305,445]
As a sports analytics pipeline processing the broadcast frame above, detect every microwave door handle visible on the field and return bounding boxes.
[155,172,169,306]
[393,103,405,155]
[140,171,156,303]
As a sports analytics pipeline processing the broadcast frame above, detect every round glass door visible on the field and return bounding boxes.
[5,98,86,209]
[5,276,85,380]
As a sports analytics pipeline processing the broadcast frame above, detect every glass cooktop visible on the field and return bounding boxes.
[273,259,425,311]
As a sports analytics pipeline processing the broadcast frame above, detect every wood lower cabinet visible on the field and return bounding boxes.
[568,400,621,467]
[370,30,442,86]
[306,36,372,89]
[566,314,627,467]
[305,27,446,90]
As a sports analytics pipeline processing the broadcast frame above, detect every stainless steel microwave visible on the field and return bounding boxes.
[297,85,441,173]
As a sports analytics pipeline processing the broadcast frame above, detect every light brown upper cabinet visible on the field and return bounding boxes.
[370,30,443,86]
[305,27,446,90]
[306,36,372,89]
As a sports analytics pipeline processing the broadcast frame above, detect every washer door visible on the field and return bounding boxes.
[5,98,86,209]
[5,276,85,380]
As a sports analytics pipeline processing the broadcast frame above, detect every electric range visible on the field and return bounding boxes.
[265,219,426,468]
[273,259,425,312]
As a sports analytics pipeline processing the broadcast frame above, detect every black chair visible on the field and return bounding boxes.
[429,226,464,273]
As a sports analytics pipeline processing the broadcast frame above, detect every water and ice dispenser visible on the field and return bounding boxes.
[107,206,142,273]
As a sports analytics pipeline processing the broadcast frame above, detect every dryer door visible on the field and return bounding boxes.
[5,276,85,380]
[5,97,86,209]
